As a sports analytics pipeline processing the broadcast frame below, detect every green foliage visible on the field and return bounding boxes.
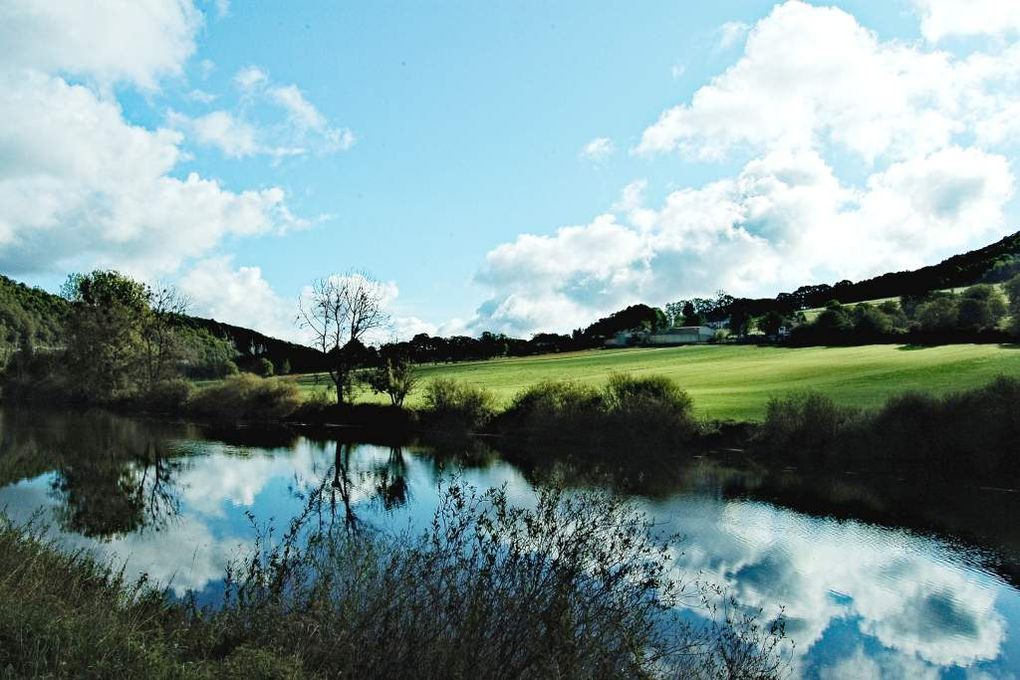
[138,378,196,413]
[256,357,275,377]
[0,485,788,679]
[915,296,958,332]
[420,378,494,430]
[212,483,788,679]
[364,357,418,406]
[759,393,858,458]
[500,374,697,443]
[188,374,301,421]
[503,380,606,434]
[757,376,1020,478]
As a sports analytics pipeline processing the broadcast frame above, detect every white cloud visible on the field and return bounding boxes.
[215,67,356,156]
[213,0,230,19]
[717,21,749,49]
[0,0,309,281]
[0,0,203,90]
[0,71,303,276]
[467,0,1020,336]
[179,257,300,340]
[234,65,268,92]
[913,0,1020,42]
[637,1,964,162]
[579,136,615,163]
[470,146,1012,335]
[167,109,258,157]
[186,88,217,104]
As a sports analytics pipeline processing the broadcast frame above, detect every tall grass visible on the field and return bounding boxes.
[0,484,789,679]
[210,481,788,679]
[187,374,302,421]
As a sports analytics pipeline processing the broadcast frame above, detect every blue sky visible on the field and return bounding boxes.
[2,1,1019,340]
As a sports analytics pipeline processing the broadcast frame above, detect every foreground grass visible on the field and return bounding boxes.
[0,485,788,679]
[291,344,1020,421]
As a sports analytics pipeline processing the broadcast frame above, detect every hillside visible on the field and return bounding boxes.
[730,230,1020,317]
[315,344,1020,421]
[0,274,320,372]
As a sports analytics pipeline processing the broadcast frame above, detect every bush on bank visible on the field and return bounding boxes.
[755,375,1020,478]
[497,373,699,444]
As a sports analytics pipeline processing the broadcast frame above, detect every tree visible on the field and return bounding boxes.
[916,296,959,333]
[140,281,190,389]
[365,357,418,406]
[298,272,390,404]
[755,310,785,338]
[62,271,149,400]
[256,357,275,377]
[1005,274,1020,337]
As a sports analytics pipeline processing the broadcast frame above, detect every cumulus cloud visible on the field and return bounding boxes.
[717,21,750,49]
[0,71,304,276]
[0,0,308,281]
[0,0,202,90]
[914,0,1020,43]
[579,137,615,163]
[469,0,1020,336]
[470,146,1012,335]
[636,1,966,161]
[179,257,300,340]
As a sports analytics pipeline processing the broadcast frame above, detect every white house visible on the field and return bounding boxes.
[605,326,716,347]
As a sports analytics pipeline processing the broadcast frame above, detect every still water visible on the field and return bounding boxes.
[1,407,1019,678]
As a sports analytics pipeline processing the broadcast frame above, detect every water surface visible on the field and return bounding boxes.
[1,407,1018,678]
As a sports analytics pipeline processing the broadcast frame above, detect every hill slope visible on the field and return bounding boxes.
[302,344,1020,421]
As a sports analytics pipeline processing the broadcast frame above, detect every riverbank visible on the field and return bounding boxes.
[4,369,1018,484]
[0,482,787,679]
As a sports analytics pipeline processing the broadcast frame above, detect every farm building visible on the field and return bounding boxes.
[605,326,716,347]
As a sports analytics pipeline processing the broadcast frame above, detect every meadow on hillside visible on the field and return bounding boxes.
[293,344,1020,421]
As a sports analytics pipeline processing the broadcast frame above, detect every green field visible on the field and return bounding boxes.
[290,343,1020,422]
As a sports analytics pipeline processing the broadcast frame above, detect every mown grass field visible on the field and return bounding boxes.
[289,343,1020,422]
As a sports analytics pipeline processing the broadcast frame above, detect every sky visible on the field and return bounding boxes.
[2,0,1020,342]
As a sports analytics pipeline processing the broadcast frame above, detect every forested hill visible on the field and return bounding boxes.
[819,230,1020,303]
[175,316,323,373]
[0,274,320,372]
[708,230,1020,322]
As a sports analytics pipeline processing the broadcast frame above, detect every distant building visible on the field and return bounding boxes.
[605,326,716,348]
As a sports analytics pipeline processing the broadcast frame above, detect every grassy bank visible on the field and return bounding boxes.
[293,343,1020,421]
[0,485,787,679]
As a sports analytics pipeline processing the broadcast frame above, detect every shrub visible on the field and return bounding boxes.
[499,374,698,444]
[212,483,789,679]
[501,380,605,434]
[603,373,698,439]
[255,357,275,378]
[420,379,494,431]
[188,374,301,421]
[138,378,194,413]
[758,392,856,458]
[364,358,418,406]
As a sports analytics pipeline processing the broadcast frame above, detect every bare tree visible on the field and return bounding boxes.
[298,272,390,404]
[141,281,190,389]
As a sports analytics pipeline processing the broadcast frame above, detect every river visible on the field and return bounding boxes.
[1,407,1018,678]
